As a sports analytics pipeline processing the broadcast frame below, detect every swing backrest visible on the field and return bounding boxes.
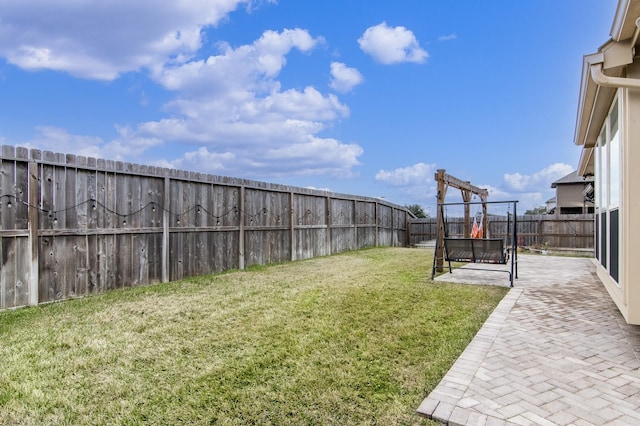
[444,237,507,264]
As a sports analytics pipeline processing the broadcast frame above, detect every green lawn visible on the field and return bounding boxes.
[0,247,508,425]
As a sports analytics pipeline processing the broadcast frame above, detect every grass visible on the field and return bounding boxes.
[0,247,508,425]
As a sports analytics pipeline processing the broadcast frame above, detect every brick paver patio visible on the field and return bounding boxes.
[417,254,640,425]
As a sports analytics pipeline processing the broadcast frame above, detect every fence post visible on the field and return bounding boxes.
[28,161,39,306]
[162,176,170,283]
[375,201,379,247]
[238,185,245,270]
[326,196,332,255]
[391,207,396,247]
[353,199,357,250]
[405,210,410,247]
[290,191,295,261]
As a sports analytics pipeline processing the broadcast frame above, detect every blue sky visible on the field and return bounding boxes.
[0,0,617,214]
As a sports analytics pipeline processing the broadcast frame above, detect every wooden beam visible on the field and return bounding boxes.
[433,169,489,272]
[441,173,488,197]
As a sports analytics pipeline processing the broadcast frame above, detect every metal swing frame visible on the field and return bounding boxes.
[431,200,518,287]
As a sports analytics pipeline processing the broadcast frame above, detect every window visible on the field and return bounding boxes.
[609,101,620,209]
[594,97,621,285]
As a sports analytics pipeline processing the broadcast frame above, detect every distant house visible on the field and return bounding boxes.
[545,196,556,214]
[549,171,594,215]
[574,0,640,324]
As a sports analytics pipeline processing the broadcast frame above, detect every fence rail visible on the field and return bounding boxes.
[1,145,409,310]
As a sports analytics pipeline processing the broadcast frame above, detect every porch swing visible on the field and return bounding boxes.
[432,200,518,287]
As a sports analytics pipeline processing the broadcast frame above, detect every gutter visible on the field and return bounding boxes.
[590,17,640,90]
[590,63,640,89]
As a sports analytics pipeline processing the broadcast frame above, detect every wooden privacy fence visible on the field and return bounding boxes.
[409,214,594,249]
[0,145,409,310]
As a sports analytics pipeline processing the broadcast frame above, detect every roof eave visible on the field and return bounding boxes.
[574,53,604,147]
[611,0,640,41]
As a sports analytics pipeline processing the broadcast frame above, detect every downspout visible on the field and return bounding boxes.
[590,17,640,90]
[590,63,640,89]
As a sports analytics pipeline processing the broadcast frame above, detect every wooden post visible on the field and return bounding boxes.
[434,169,488,273]
[462,186,472,238]
[28,161,39,306]
[162,176,170,283]
[405,209,410,247]
[435,169,447,272]
[290,191,295,262]
[375,201,379,247]
[391,205,396,247]
[326,196,332,255]
[353,199,357,250]
[238,185,245,270]
[482,196,488,238]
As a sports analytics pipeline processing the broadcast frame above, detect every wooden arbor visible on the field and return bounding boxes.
[434,169,489,272]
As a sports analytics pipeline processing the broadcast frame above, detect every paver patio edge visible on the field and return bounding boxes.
[417,288,523,424]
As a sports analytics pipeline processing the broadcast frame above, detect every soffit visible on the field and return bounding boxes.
[574,54,620,149]
[578,147,595,177]
[611,0,640,41]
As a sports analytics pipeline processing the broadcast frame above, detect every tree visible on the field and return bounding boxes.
[406,204,428,218]
[524,205,548,215]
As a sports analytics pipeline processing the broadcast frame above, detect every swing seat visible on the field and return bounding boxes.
[444,238,508,265]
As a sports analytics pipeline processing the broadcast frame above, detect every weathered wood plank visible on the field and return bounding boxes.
[40,236,64,301]
[71,235,88,297]
[170,232,185,281]
[132,233,148,286]
[87,234,99,294]
[331,228,354,254]
[60,236,74,298]
[99,234,117,292]
[14,160,29,230]
[53,163,66,231]
[1,237,16,308]
[117,233,132,288]
[65,163,78,231]
[76,167,91,231]
[147,232,162,283]
[14,236,30,307]
[0,156,16,231]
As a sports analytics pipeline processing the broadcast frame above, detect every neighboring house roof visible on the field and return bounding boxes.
[551,171,594,188]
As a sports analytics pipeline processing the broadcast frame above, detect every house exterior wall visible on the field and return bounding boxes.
[595,93,624,320]
[621,62,640,323]
[592,73,640,324]
[575,0,640,325]
[556,184,589,212]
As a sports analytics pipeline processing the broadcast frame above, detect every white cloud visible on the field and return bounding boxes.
[358,22,428,65]
[166,136,362,178]
[329,62,364,93]
[499,163,575,211]
[374,163,438,206]
[122,28,359,176]
[152,28,320,94]
[265,137,363,176]
[0,0,254,79]
[169,147,236,172]
[21,126,164,161]
[1,6,364,180]
[438,33,457,42]
[23,126,104,157]
[375,162,436,185]
[503,163,574,192]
